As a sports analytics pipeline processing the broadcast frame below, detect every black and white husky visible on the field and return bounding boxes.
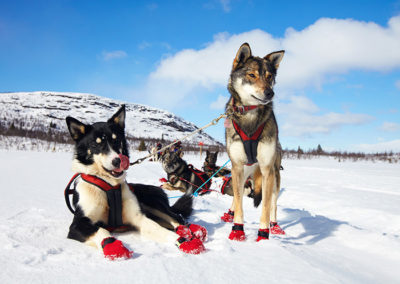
[65,105,207,260]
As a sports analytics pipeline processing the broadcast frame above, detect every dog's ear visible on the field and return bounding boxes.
[264,50,285,69]
[108,105,126,129]
[66,117,88,142]
[215,151,219,156]
[206,150,210,157]
[233,43,252,70]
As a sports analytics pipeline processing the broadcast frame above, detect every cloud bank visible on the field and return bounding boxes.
[140,15,400,137]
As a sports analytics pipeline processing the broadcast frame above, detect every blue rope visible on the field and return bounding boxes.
[193,159,231,197]
[168,159,231,199]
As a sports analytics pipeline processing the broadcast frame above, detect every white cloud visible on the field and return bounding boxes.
[101,50,127,61]
[395,80,400,90]
[210,95,229,109]
[220,0,231,12]
[356,139,400,153]
[276,95,374,137]
[380,121,400,132]
[146,15,400,102]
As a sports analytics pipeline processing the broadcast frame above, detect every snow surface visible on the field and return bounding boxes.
[0,150,399,283]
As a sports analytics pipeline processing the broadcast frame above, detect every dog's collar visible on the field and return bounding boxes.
[80,174,121,191]
[232,99,260,114]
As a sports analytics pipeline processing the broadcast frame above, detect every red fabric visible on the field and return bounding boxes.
[256,228,270,242]
[102,238,133,260]
[188,224,208,242]
[232,120,266,142]
[81,174,120,191]
[221,210,234,223]
[270,222,286,235]
[175,225,193,240]
[177,238,205,254]
[229,225,246,241]
[159,178,167,183]
[233,104,259,114]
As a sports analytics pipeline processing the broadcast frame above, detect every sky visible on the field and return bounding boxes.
[1,0,400,152]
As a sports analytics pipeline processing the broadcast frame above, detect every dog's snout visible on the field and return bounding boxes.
[265,90,274,100]
[112,157,121,168]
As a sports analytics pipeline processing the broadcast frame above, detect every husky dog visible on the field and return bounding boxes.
[202,150,231,178]
[223,43,285,241]
[161,150,211,195]
[65,105,207,260]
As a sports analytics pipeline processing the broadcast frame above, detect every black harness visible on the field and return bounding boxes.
[64,174,132,229]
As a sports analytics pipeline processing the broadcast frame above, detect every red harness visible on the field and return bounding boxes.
[231,100,266,165]
[64,174,133,231]
[178,165,212,195]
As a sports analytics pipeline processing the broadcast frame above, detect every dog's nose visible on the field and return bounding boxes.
[112,157,121,168]
[265,90,274,100]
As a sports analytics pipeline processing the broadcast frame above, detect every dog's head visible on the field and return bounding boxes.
[161,150,184,174]
[66,105,129,183]
[228,43,284,106]
[205,150,219,167]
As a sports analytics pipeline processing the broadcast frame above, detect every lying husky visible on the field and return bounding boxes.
[64,105,207,260]
[161,150,211,195]
[223,43,285,241]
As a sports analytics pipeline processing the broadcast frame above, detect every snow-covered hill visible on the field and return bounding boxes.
[0,91,221,146]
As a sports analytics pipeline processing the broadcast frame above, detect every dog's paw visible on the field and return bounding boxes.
[221,210,234,223]
[228,224,246,241]
[188,224,208,242]
[176,237,205,255]
[270,222,285,235]
[175,225,193,240]
[101,237,133,260]
[256,229,269,242]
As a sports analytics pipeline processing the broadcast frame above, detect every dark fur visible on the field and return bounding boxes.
[202,150,231,177]
[161,151,210,195]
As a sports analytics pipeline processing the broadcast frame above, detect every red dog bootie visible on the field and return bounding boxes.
[221,210,234,223]
[176,237,205,254]
[101,237,133,260]
[256,229,269,242]
[175,225,193,240]
[188,224,208,242]
[229,223,246,241]
[270,222,286,235]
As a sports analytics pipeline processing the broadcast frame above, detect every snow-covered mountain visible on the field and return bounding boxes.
[0,92,222,146]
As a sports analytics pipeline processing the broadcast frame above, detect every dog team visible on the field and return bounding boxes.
[64,43,285,260]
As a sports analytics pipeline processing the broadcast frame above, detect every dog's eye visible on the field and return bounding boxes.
[248,73,256,78]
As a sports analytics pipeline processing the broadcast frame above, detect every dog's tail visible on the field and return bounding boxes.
[253,166,262,208]
[171,194,193,219]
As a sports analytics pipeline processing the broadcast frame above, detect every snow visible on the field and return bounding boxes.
[0,92,220,145]
[0,150,399,283]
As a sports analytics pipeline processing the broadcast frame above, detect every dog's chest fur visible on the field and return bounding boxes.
[76,179,141,225]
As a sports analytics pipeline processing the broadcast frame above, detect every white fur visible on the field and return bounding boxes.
[257,140,276,167]
[233,78,265,105]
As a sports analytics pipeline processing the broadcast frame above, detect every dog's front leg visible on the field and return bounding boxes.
[68,214,132,260]
[257,165,275,241]
[228,162,246,241]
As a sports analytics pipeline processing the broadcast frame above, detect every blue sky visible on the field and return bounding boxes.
[1,0,400,152]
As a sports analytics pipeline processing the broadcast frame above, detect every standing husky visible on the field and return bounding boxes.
[65,105,207,260]
[223,43,285,241]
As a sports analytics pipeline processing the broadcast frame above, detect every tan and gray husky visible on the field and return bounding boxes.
[223,43,285,241]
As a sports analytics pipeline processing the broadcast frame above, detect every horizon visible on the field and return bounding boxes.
[1,0,400,152]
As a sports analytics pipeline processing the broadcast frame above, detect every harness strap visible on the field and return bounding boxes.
[187,165,211,194]
[64,173,80,214]
[80,174,120,191]
[232,120,266,165]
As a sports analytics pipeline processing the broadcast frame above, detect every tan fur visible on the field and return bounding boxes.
[225,43,284,233]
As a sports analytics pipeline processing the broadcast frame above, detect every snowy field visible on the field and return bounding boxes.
[0,150,399,284]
